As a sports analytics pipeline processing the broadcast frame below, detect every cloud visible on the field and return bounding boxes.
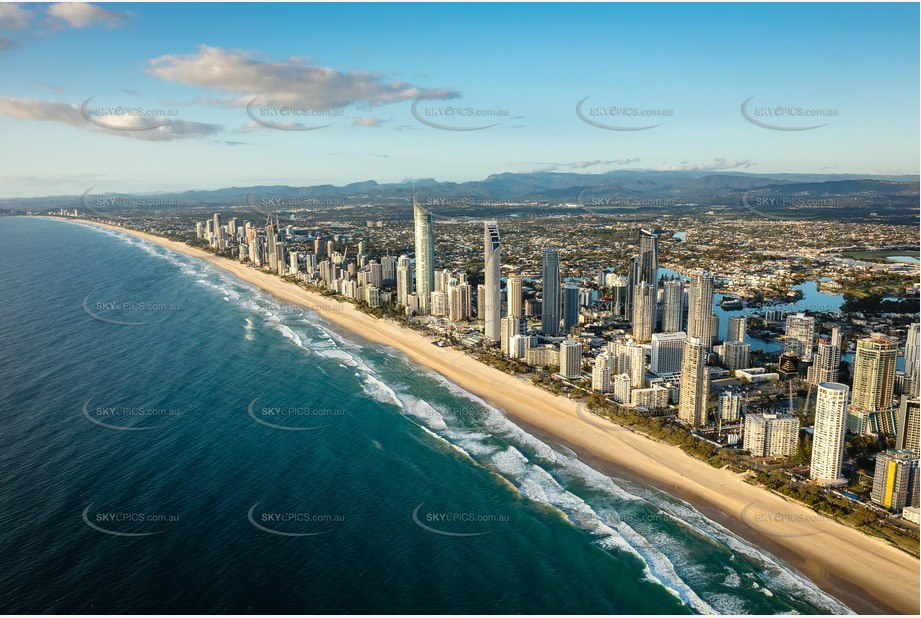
[661,158,756,171]
[147,45,459,110]
[46,3,125,28]
[353,116,384,127]
[0,36,16,50]
[530,158,642,172]
[0,4,33,30]
[0,98,221,141]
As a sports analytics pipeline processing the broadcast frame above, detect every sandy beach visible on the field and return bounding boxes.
[72,219,919,615]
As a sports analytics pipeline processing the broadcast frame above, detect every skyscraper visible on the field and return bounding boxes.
[723,341,751,372]
[810,339,841,385]
[727,316,747,343]
[559,339,582,379]
[632,282,655,342]
[541,248,561,337]
[413,194,435,314]
[562,282,580,334]
[592,351,613,392]
[871,449,920,512]
[811,383,849,485]
[625,256,639,321]
[687,271,714,350]
[679,336,710,427]
[507,274,523,318]
[896,396,920,454]
[906,323,920,395]
[744,413,800,458]
[651,332,686,375]
[851,333,898,413]
[784,313,816,359]
[638,229,659,289]
[483,221,502,344]
[396,255,413,306]
[661,279,685,333]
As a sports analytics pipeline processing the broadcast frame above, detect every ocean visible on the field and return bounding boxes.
[0,216,851,614]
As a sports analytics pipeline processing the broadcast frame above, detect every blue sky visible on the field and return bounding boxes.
[0,2,918,197]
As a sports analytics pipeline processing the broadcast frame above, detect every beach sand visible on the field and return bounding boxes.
[75,220,920,615]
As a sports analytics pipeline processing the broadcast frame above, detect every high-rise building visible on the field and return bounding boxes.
[896,396,920,454]
[507,274,523,318]
[687,271,715,350]
[661,279,685,333]
[718,390,742,422]
[811,383,849,485]
[723,342,751,372]
[559,339,582,379]
[612,373,632,404]
[610,339,646,388]
[562,282,580,334]
[679,336,710,427]
[500,316,525,356]
[651,332,686,375]
[906,323,920,396]
[448,282,471,322]
[810,340,841,385]
[592,352,613,392]
[851,333,898,413]
[727,316,747,343]
[541,248,561,336]
[632,282,655,342]
[744,413,800,457]
[483,221,502,344]
[396,255,413,306]
[413,195,435,314]
[784,313,816,359]
[625,256,639,321]
[871,449,920,512]
[638,229,659,329]
[610,275,628,318]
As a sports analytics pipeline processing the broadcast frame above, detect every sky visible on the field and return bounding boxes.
[0,1,918,197]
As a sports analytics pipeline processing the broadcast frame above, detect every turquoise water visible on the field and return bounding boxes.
[0,217,851,614]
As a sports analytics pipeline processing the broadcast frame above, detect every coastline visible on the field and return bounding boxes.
[67,219,919,615]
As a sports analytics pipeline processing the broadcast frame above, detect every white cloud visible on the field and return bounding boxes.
[46,3,124,29]
[147,45,459,110]
[661,158,756,171]
[0,98,221,141]
[353,116,384,127]
[0,3,33,31]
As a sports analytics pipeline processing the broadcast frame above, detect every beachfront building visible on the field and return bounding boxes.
[871,449,920,513]
[612,373,632,404]
[610,339,646,388]
[541,248,561,337]
[811,383,850,485]
[483,221,502,344]
[632,385,669,411]
[744,413,800,458]
[592,352,613,393]
[632,282,656,343]
[559,339,582,379]
[413,196,435,314]
[851,333,898,413]
[678,336,710,427]
[500,316,525,356]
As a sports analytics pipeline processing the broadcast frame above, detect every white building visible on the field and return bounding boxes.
[811,383,850,485]
[559,339,583,379]
[651,332,686,375]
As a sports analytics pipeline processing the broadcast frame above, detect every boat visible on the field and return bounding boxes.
[719,296,744,310]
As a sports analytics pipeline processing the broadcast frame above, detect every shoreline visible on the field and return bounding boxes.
[65,218,919,615]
